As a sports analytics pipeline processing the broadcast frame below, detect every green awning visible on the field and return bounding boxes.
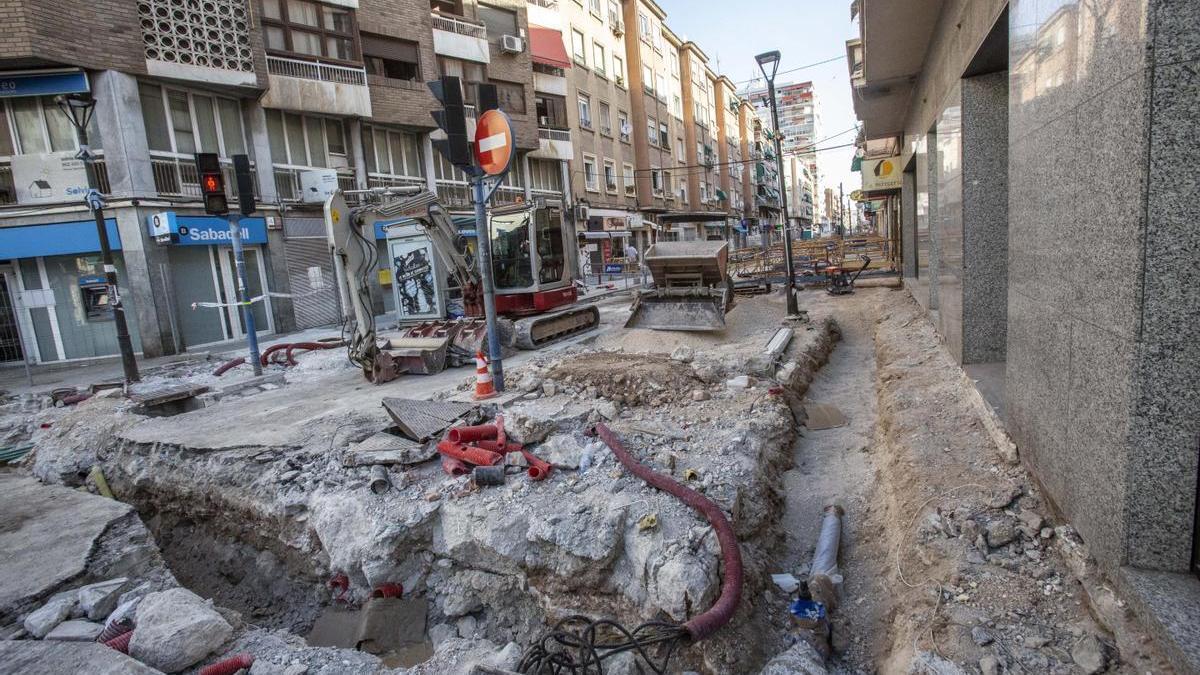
[716,189,727,201]
[850,154,862,171]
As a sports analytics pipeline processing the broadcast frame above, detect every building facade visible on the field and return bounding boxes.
[0,0,567,365]
[0,0,763,366]
[850,0,1200,670]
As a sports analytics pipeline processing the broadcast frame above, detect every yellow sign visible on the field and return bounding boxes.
[378,268,393,286]
[850,189,865,202]
[860,156,901,191]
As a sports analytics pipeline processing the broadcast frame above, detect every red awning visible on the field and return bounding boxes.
[529,26,571,69]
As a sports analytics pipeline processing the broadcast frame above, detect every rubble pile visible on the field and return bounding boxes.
[18,293,842,672]
[864,297,1169,674]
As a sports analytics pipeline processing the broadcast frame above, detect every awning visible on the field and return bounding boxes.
[530,26,571,70]
[715,189,727,201]
[581,230,630,239]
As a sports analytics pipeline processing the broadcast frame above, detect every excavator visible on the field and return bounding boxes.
[323,188,600,383]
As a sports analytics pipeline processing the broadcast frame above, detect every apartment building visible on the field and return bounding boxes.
[0,0,571,365]
[745,80,822,224]
[526,0,645,266]
[748,117,782,234]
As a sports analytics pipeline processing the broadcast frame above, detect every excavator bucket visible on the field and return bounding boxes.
[625,241,734,332]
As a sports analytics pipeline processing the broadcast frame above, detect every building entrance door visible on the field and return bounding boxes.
[0,269,25,364]
[215,246,273,340]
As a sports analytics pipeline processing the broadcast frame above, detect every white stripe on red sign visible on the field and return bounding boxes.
[478,133,506,153]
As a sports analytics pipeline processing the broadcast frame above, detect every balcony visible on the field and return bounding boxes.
[151,153,258,201]
[262,55,372,117]
[526,0,558,7]
[273,165,356,202]
[432,13,490,63]
[530,127,573,161]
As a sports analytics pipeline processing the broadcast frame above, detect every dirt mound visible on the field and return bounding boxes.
[546,352,699,406]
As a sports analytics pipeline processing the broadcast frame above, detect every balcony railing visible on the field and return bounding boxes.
[267,55,368,86]
[367,174,426,191]
[273,165,355,202]
[435,179,472,208]
[151,153,258,200]
[431,13,488,40]
[538,127,571,142]
[526,0,558,8]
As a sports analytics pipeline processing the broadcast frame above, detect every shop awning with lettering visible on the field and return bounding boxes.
[530,26,571,70]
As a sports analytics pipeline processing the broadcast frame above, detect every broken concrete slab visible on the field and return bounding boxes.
[22,591,77,638]
[78,577,129,621]
[130,588,233,673]
[44,619,104,641]
[382,398,477,442]
[342,431,431,467]
[218,373,286,398]
[803,403,847,430]
[0,475,133,624]
[758,639,828,674]
[0,640,162,674]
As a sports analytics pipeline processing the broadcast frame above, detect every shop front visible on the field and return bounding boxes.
[149,212,274,349]
[0,217,142,364]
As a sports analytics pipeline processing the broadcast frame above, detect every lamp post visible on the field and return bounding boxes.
[755,50,799,317]
[56,93,140,383]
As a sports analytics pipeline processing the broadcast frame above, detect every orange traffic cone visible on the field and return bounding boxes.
[473,350,497,400]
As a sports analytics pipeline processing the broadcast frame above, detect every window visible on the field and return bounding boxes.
[679,182,687,203]
[363,126,425,177]
[677,137,685,162]
[583,154,598,191]
[622,163,634,196]
[646,116,657,146]
[598,101,611,136]
[617,110,630,142]
[592,43,606,76]
[651,167,662,195]
[669,51,679,77]
[536,94,568,128]
[658,122,669,147]
[588,0,601,16]
[603,159,617,193]
[261,0,358,61]
[672,94,682,118]
[362,33,420,81]
[529,157,563,193]
[663,170,673,199]
[638,12,650,39]
[139,83,245,158]
[3,96,98,156]
[265,108,346,167]
[613,55,625,85]
[492,80,526,114]
[577,94,592,129]
[642,64,653,93]
[477,4,517,38]
[656,70,666,101]
[571,29,586,65]
[437,57,486,104]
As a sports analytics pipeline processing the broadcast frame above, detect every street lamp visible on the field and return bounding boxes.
[755,50,799,317]
[56,93,140,383]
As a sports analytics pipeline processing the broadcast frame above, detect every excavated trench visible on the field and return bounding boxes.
[31,299,842,672]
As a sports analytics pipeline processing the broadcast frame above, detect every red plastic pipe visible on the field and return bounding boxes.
[441,456,470,476]
[371,582,404,598]
[520,448,552,481]
[285,340,345,366]
[213,357,246,377]
[592,423,743,642]
[198,653,255,675]
[104,630,133,653]
[258,343,290,366]
[446,424,499,443]
[437,440,503,467]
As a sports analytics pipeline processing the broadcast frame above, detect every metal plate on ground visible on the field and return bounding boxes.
[382,398,477,442]
[342,431,432,467]
[804,403,848,430]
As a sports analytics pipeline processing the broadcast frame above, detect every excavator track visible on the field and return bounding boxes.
[513,305,601,350]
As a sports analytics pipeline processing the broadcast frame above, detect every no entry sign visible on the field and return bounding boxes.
[474,109,514,176]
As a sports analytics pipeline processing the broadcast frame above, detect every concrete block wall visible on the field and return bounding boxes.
[0,0,144,73]
[358,0,441,130]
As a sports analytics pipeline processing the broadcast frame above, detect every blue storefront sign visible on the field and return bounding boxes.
[603,263,624,274]
[0,69,90,98]
[146,212,267,246]
[0,219,121,258]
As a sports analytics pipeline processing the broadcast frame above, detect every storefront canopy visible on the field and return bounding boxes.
[0,218,120,258]
[530,26,571,70]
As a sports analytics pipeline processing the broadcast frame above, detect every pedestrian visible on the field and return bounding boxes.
[624,242,639,263]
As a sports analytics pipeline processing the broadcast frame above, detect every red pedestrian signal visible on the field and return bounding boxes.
[194,153,229,215]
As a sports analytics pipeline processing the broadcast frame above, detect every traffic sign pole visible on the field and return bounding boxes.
[470,109,515,393]
[228,214,263,377]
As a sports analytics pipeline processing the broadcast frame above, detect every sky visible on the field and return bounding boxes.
[656,0,863,197]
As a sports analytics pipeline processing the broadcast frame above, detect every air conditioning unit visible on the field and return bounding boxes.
[300,168,339,204]
[611,20,624,36]
[538,115,550,126]
[573,203,589,221]
[500,35,524,54]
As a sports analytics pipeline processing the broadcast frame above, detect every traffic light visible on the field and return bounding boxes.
[194,153,228,215]
[428,76,471,169]
[477,83,499,114]
[232,154,256,216]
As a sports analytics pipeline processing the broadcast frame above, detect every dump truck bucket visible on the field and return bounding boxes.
[624,241,734,331]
